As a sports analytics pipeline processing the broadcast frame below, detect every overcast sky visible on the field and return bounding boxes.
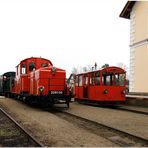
[0,0,129,77]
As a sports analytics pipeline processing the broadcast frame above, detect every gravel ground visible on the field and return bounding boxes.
[64,102,148,139]
[0,97,118,147]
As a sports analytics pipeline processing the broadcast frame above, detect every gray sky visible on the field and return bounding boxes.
[0,0,129,77]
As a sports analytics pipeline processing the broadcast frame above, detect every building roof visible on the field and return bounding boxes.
[120,1,136,19]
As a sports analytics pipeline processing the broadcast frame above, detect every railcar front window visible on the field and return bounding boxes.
[114,74,125,86]
[102,73,113,86]
[106,75,111,86]
[119,74,125,86]
[114,74,119,86]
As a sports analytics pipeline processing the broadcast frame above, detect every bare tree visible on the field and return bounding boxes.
[83,66,87,72]
[71,67,78,75]
[116,62,127,70]
[102,64,109,68]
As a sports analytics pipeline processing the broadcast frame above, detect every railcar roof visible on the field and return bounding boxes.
[76,66,125,75]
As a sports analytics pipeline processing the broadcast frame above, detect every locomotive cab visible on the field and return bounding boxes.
[12,57,71,108]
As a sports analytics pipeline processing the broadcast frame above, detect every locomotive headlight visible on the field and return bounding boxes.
[104,89,108,94]
[122,90,126,94]
[39,86,44,92]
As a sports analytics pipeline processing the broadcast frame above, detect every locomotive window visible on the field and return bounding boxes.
[75,76,78,86]
[42,63,48,67]
[29,62,36,71]
[95,72,100,85]
[79,75,83,86]
[21,64,26,74]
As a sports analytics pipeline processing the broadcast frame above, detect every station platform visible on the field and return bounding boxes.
[126,95,148,107]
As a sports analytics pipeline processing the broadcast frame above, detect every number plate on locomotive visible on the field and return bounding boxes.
[50,91,63,95]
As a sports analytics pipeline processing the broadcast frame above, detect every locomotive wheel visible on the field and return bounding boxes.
[41,101,48,108]
[40,97,53,108]
[48,98,54,108]
[66,98,70,108]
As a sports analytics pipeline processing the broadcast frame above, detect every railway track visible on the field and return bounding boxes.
[0,108,43,147]
[115,106,148,115]
[76,101,148,115]
[51,108,148,147]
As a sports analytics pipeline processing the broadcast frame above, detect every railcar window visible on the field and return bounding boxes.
[79,75,83,86]
[29,62,36,71]
[21,64,26,74]
[95,72,100,85]
[84,75,88,85]
[75,76,78,86]
[106,75,111,86]
[90,73,95,85]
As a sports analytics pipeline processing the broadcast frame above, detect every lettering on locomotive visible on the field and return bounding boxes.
[50,91,63,95]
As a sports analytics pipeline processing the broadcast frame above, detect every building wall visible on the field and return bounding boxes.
[129,1,148,93]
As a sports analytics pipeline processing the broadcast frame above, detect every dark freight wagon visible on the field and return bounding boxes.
[0,72,15,97]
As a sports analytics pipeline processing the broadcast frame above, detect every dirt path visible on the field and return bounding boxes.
[0,97,117,147]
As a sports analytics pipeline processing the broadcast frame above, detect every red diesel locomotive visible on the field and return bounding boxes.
[11,57,71,107]
[74,66,126,105]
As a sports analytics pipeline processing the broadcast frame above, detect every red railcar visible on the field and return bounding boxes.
[74,66,126,105]
[12,57,71,107]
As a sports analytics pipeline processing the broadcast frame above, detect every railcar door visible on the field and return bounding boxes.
[83,74,89,98]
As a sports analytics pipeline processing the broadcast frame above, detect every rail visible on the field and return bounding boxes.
[0,108,43,147]
[51,108,148,147]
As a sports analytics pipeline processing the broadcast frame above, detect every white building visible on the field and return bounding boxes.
[120,1,148,95]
